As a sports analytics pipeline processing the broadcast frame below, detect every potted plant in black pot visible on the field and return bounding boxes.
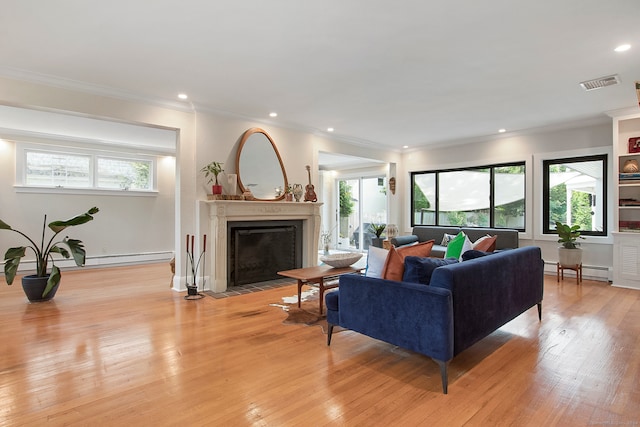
[369,223,386,248]
[1,207,100,302]
[555,221,585,267]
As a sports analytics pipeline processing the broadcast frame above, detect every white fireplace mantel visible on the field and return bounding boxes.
[201,200,323,292]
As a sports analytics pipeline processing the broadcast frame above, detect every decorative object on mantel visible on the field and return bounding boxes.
[207,194,244,200]
[243,189,256,200]
[285,184,294,201]
[320,252,363,268]
[201,161,224,195]
[184,234,206,300]
[227,173,238,195]
[304,165,318,202]
[389,177,396,195]
[292,184,304,202]
[628,137,640,154]
[623,159,639,173]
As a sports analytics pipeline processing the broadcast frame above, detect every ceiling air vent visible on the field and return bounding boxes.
[579,74,621,91]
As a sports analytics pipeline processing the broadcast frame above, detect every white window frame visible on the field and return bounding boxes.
[15,142,158,196]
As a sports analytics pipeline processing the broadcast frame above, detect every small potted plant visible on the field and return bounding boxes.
[285,184,294,202]
[369,223,386,248]
[555,221,585,267]
[201,161,224,195]
[1,207,100,302]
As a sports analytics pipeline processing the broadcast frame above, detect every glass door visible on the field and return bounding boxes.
[338,176,387,251]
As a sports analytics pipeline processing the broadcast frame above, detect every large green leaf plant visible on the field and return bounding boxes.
[555,221,585,249]
[1,207,100,297]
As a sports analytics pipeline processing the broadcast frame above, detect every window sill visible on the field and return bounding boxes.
[14,185,158,197]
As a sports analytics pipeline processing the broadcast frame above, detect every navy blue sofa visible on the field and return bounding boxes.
[325,246,544,393]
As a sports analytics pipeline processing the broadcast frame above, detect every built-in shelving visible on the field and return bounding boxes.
[612,111,640,289]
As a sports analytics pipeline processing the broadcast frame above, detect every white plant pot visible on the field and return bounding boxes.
[558,247,582,267]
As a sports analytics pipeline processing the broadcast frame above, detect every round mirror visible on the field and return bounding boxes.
[236,128,288,200]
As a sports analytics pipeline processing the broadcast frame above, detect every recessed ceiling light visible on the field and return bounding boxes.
[269,112,278,118]
[178,93,188,100]
[614,44,631,52]
[498,128,506,133]
[403,145,409,149]
[327,127,334,132]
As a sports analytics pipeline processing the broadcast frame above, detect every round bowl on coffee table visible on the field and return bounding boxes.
[320,253,363,268]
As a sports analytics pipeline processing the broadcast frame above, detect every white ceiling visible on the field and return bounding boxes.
[1,0,639,152]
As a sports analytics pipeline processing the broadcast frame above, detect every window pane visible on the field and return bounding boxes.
[26,151,91,187]
[494,165,525,229]
[439,169,490,226]
[544,156,606,235]
[97,157,152,190]
[413,173,435,225]
[338,179,359,249]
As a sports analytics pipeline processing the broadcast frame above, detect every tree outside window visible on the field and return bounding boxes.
[543,155,607,236]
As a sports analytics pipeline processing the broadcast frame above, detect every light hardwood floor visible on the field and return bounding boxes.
[1,263,638,426]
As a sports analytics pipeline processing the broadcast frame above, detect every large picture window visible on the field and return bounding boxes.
[542,155,607,236]
[411,162,525,230]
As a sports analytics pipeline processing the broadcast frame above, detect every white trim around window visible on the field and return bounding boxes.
[15,142,158,196]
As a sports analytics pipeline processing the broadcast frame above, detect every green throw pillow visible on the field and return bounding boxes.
[444,231,467,259]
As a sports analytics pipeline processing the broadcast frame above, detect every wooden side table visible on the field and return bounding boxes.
[557,262,582,285]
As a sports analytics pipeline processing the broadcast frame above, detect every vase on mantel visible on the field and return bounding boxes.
[293,184,303,202]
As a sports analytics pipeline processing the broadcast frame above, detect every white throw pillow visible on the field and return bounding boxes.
[441,233,457,246]
[365,245,389,278]
[459,235,473,260]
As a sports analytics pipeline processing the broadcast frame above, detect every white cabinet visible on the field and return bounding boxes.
[612,112,640,289]
[613,232,640,289]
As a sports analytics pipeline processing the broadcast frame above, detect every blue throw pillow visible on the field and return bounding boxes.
[402,256,458,285]
[461,250,492,261]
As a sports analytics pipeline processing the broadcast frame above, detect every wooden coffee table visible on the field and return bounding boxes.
[277,265,363,315]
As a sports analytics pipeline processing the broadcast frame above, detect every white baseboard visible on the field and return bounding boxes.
[6,251,174,274]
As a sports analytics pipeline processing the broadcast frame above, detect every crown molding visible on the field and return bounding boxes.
[0,66,193,113]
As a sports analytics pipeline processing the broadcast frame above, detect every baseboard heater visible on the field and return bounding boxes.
[6,251,174,274]
[543,260,611,282]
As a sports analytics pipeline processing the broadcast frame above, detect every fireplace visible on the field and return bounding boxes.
[227,220,302,286]
[201,200,322,292]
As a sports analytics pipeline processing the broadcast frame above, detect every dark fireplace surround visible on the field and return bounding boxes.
[227,220,303,286]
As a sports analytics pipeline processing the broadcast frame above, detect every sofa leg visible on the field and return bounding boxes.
[327,324,334,346]
[433,359,449,394]
[537,302,542,321]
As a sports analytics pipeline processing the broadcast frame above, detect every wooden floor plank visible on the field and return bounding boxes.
[1,263,639,425]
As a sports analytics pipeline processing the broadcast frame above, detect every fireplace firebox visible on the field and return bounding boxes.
[227,220,303,286]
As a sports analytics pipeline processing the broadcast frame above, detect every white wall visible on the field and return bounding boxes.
[0,76,399,288]
[0,76,192,277]
[400,121,614,280]
[0,139,176,265]
[1,74,614,283]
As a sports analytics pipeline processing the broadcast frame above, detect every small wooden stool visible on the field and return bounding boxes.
[557,262,582,285]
